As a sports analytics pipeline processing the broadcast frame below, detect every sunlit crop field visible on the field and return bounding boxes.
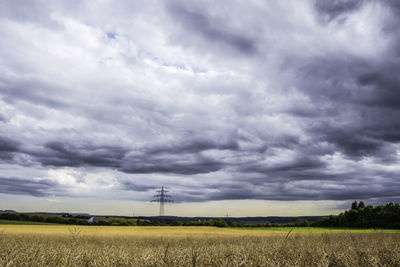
[0,225,283,238]
[1,226,399,266]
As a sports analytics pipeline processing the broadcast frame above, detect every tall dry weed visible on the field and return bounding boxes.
[0,231,399,266]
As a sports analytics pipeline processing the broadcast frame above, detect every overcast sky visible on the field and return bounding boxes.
[1,0,400,216]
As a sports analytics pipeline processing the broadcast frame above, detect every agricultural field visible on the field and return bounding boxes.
[1,226,399,266]
[0,219,54,225]
[239,226,400,233]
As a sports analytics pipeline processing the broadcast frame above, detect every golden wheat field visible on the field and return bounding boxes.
[0,226,399,266]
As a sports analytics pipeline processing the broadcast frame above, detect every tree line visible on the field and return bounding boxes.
[0,213,136,226]
[313,201,400,229]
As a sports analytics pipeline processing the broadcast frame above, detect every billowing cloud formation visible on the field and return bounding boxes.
[0,176,59,197]
[0,0,400,205]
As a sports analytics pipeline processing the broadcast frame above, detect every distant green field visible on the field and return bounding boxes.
[0,219,54,225]
[238,226,400,233]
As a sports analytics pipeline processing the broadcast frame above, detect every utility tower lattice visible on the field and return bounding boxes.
[151,186,173,216]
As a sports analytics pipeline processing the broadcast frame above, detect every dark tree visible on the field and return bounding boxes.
[313,202,400,229]
[351,201,358,210]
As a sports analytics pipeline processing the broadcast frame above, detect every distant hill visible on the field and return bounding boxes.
[146,216,326,224]
[32,212,90,216]
[0,210,325,225]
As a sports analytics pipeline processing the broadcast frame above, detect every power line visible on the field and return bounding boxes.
[151,186,173,216]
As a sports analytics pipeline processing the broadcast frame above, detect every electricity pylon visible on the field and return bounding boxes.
[151,186,173,216]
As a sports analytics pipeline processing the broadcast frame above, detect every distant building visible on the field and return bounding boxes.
[88,217,98,223]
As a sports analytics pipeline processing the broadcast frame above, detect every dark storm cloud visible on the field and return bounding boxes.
[0,136,20,152]
[0,138,130,168]
[0,136,20,161]
[295,36,400,160]
[357,61,400,110]
[314,0,366,22]
[38,141,129,168]
[119,181,157,192]
[384,0,400,16]
[0,176,59,197]
[199,172,400,201]
[147,138,239,154]
[297,54,400,112]
[311,122,386,158]
[294,183,400,201]
[1,138,229,175]
[121,154,224,175]
[242,155,326,179]
[166,3,257,54]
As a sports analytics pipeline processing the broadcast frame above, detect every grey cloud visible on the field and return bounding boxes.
[121,154,224,175]
[174,175,400,201]
[0,136,20,152]
[0,0,58,28]
[302,184,400,201]
[0,77,68,109]
[242,156,326,179]
[0,136,20,161]
[1,137,230,175]
[147,138,239,155]
[314,0,366,22]
[0,139,130,169]
[207,186,258,201]
[166,3,257,55]
[0,176,59,197]
[311,123,386,158]
[119,181,158,192]
[39,141,129,168]
[287,105,339,119]
[295,47,400,161]
[385,0,400,16]
[0,0,85,29]
[204,177,400,201]
[357,61,400,110]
